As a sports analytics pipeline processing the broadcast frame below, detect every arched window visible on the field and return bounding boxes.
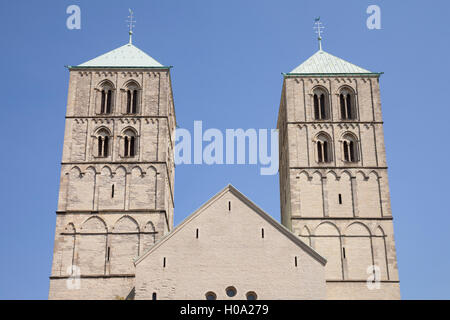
[122,129,137,157]
[315,133,332,163]
[342,134,358,163]
[99,82,114,115]
[205,292,217,300]
[246,291,257,300]
[95,129,110,158]
[339,88,356,120]
[313,88,329,120]
[125,83,139,114]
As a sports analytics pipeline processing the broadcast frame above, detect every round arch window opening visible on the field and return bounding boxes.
[205,291,217,300]
[226,286,237,298]
[246,291,258,300]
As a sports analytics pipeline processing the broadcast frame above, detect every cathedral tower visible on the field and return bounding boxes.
[49,41,176,299]
[277,41,400,298]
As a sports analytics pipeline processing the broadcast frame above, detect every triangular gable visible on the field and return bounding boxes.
[135,184,326,266]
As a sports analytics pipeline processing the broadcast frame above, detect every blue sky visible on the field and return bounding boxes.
[0,0,449,299]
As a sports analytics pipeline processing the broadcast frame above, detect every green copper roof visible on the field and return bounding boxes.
[288,50,372,75]
[78,43,163,68]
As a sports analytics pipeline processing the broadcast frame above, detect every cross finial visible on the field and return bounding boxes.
[127,9,136,44]
[314,17,324,51]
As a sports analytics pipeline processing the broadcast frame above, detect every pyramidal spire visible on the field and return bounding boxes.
[127,9,136,44]
[314,17,324,51]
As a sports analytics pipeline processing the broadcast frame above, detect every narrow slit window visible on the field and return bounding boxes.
[98,136,103,157]
[338,194,342,204]
[196,228,199,239]
[107,247,110,261]
[320,94,326,119]
[295,256,298,267]
[261,228,265,239]
[163,257,166,268]
[314,94,320,119]
[106,90,112,114]
[127,90,132,114]
[132,90,138,114]
[101,90,106,114]
[228,201,231,211]
[343,247,346,259]
[340,94,346,119]
[130,136,135,157]
[317,142,323,162]
[124,136,129,157]
[103,136,109,157]
[111,184,115,198]
[346,94,352,119]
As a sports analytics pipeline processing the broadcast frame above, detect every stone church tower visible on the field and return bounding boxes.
[49,40,176,299]
[277,42,400,298]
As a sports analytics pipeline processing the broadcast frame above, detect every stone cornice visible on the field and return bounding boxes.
[56,209,167,215]
[291,216,393,221]
[50,274,135,279]
[287,121,384,125]
[289,166,388,170]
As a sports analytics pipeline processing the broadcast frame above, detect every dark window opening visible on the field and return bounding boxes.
[338,194,342,204]
[132,90,138,114]
[317,140,330,163]
[111,184,115,198]
[127,90,132,114]
[261,228,265,239]
[196,228,199,239]
[163,257,166,268]
[130,136,135,156]
[323,141,329,162]
[107,247,110,261]
[101,90,106,114]
[228,201,231,211]
[103,136,109,157]
[314,94,320,119]
[346,94,352,119]
[349,141,355,162]
[226,286,237,297]
[152,292,157,300]
[317,142,323,162]
[124,137,129,157]
[246,292,257,300]
[295,256,298,267]
[106,90,112,114]
[98,136,103,157]
[343,247,346,259]
[320,94,326,119]
[340,94,346,119]
[205,292,217,300]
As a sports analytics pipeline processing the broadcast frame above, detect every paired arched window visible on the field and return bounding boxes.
[342,134,358,163]
[339,88,356,120]
[99,82,114,115]
[95,129,110,158]
[313,88,329,120]
[126,83,139,114]
[315,133,332,163]
[122,129,137,157]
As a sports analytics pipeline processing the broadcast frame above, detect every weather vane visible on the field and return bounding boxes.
[127,9,136,44]
[314,17,324,51]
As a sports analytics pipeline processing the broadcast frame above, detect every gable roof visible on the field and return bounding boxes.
[287,49,377,75]
[74,43,165,68]
[135,184,327,266]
